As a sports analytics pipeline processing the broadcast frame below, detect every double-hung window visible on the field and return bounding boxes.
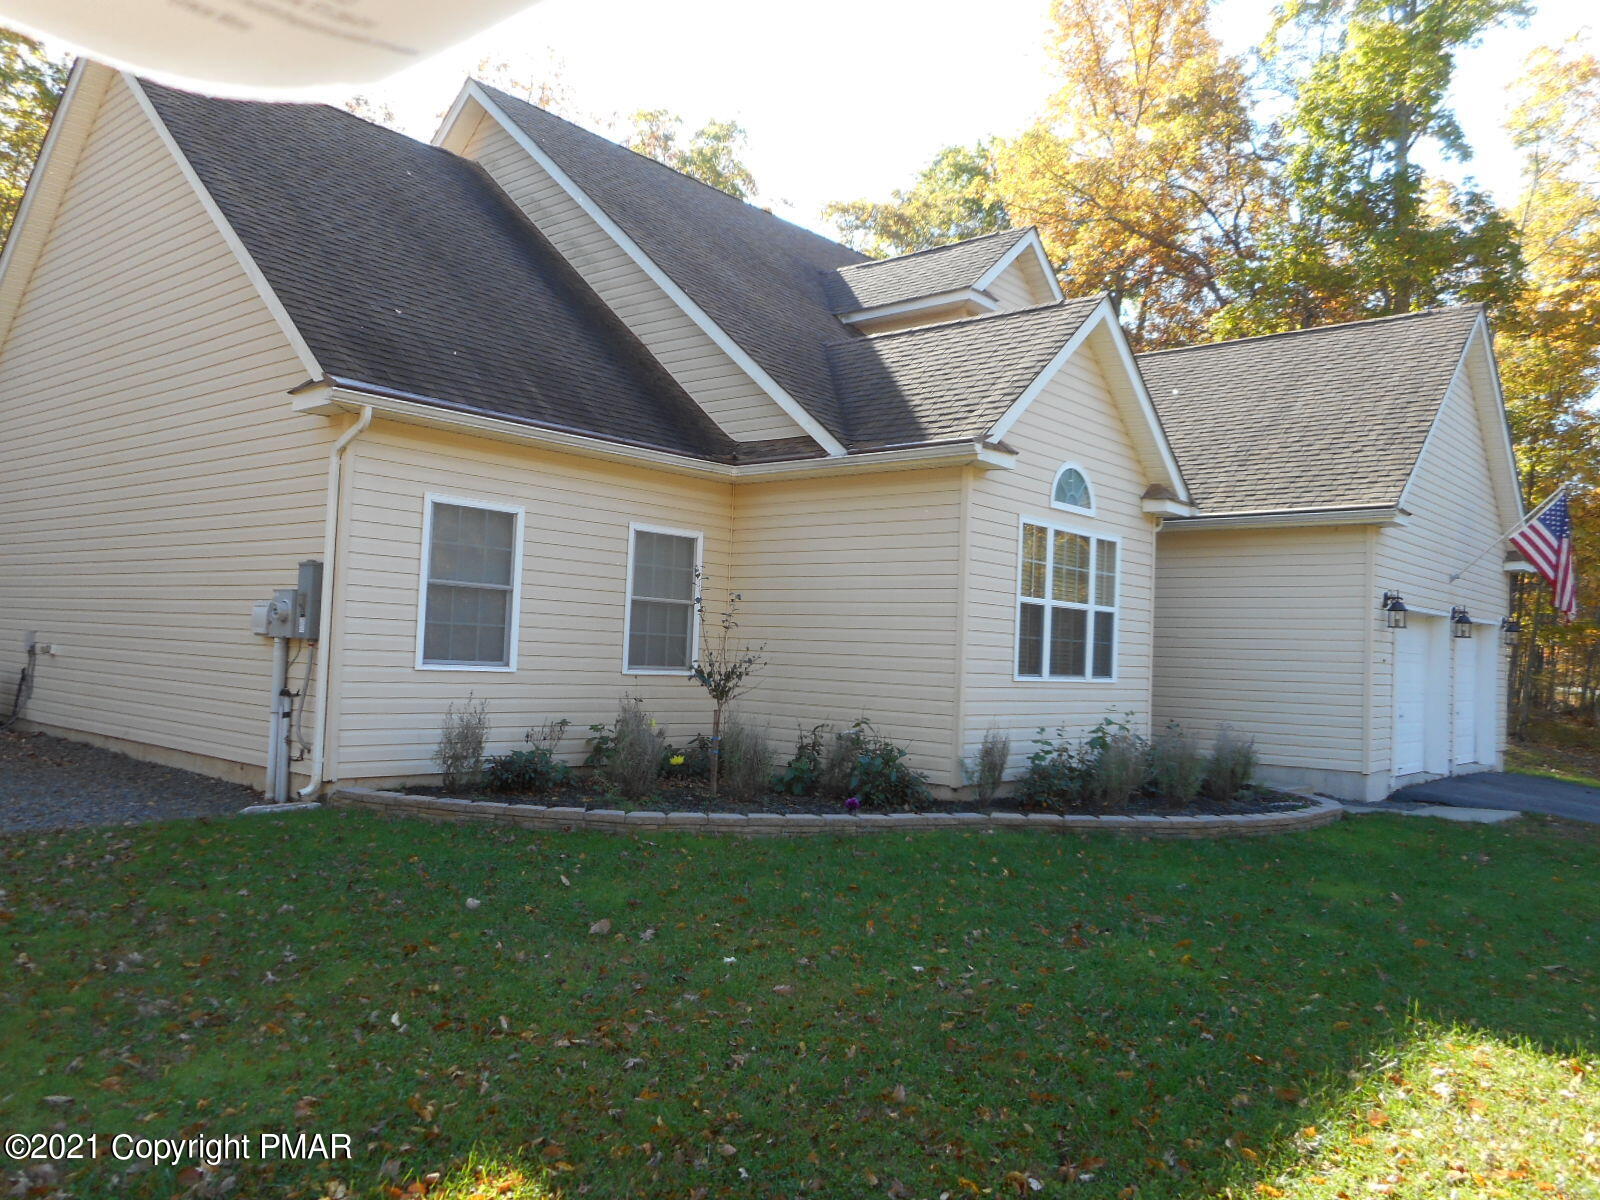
[418,496,523,669]
[625,525,701,672]
[1017,520,1118,680]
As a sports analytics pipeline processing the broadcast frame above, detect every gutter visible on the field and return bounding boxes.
[1159,504,1408,532]
[292,382,1017,479]
[297,404,373,799]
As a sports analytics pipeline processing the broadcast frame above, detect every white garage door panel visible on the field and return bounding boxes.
[1393,626,1428,776]
[1453,636,1479,765]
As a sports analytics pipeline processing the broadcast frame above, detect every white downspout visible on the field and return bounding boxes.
[298,405,372,799]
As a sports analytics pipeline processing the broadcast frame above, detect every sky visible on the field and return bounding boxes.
[319,0,1596,239]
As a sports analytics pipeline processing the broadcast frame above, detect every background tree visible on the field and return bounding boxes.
[1497,41,1600,728]
[1215,0,1527,337]
[991,0,1276,348]
[823,142,1010,257]
[624,110,759,200]
[0,30,68,244]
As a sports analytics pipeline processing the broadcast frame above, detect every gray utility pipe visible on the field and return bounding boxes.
[265,635,290,802]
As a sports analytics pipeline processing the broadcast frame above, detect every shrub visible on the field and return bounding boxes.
[716,717,773,802]
[484,748,570,794]
[660,734,712,782]
[597,697,665,800]
[819,720,930,811]
[1204,726,1257,804]
[1082,730,1148,810]
[1149,721,1206,806]
[1015,726,1083,811]
[773,724,827,796]
[432,694,489,792]
[965,727,1011,805]
[525,717,570,755]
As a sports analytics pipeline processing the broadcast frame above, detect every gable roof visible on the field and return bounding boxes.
[137,79,736,461]
[478,84,869,446]
[824,228,1030,313]
[1138,307,1486,516]
[828,298,1102,447]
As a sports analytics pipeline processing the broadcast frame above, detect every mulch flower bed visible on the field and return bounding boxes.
[401,778,1310,817]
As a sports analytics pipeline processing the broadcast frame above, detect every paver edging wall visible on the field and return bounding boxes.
[328,787,1344,839]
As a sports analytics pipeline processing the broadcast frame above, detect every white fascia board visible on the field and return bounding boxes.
[312,385,1012,481]
[1159,506,1404,532]
[985,298,1190,498]
[837,288,997,326]
[432,79,477,151]
[1141,497,1195,517]
[973,228,1063,303]
[456,84,849,457]
[0,60,104,354]
[124,73,324,380]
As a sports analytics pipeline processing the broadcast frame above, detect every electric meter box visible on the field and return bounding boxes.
[296,559,324,641]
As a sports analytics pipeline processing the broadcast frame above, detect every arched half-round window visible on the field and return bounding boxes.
[1051,464,1093,513]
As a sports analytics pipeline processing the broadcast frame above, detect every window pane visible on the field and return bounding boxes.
[430,503,515,586]
[1052,531,1089,604]
[633,531,696,601]
[425,582,510,666]
[1017,602,1044,676]
[1020,524,1047,599]
[1095,539,1117,607]
[629,598,692,669]
[1049,607,1087,677]
[1053,468,1091,509]
[1092,611,1115,678]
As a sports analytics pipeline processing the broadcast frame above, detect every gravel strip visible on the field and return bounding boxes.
[0,730,262,833]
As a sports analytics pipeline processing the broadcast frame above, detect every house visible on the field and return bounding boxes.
[1143,310,1525,801]
[0,62,1521,802]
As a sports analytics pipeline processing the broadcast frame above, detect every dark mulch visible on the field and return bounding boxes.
[404,776,1308,817]
[0,730,261,833]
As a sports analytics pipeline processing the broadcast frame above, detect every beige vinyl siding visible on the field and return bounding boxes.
[983,254,1055,311]
[1371,353,1512,773]
[0,75,333,780]
[1153,525,1373,782]
[333,422,732,780]
[962,334,1160,778]
[731,469,966,787]
[457,108,811,445]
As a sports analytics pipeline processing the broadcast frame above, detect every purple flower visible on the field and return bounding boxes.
[844,796,861,812]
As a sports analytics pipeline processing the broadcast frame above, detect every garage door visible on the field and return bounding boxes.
[1393,625,1428,776]
[1453,635,1481,765]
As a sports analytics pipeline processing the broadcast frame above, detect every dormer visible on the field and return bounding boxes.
[826,228,1063,335]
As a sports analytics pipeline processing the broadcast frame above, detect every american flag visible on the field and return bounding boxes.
[1511,491,1578,620]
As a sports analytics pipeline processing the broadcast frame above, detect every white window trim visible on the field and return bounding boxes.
[1013,513,1121,684]
[1049,462,1095,515]
[623,521,704,676]
[414,492,525,672]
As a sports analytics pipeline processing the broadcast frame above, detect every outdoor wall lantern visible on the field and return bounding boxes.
[1451,606,1473,638]
[1382,591,1408,629]
[1501,617,1521,647]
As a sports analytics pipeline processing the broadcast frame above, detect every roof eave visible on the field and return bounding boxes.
[1159,504,1409,532]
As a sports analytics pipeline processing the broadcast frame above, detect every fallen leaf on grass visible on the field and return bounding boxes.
[588,918,611,935]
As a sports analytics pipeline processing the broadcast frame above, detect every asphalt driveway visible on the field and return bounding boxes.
[1390,771,1600,823]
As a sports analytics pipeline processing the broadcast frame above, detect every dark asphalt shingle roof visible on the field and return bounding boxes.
[824,228,1030,313]
[829,299,1103,448]
[1138,307,1483,514]
[140,81,736,460]
[482,85,870,446]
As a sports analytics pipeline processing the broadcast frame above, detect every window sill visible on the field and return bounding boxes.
[415,662,517,673]
[1013,674,1120,684]
[623,667,695,677]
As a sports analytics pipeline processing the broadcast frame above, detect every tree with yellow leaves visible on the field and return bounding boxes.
[991,0,1277,348]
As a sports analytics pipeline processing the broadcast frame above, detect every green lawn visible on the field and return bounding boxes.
[1,812,1595,1200]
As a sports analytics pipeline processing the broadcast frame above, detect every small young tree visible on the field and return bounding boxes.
[689,578,766,795]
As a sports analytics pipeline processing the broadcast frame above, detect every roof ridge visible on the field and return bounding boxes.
[1137,304,1484,359]
[474,81,869,263]
[835,226,1029,273]
[833,294,1101,345]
